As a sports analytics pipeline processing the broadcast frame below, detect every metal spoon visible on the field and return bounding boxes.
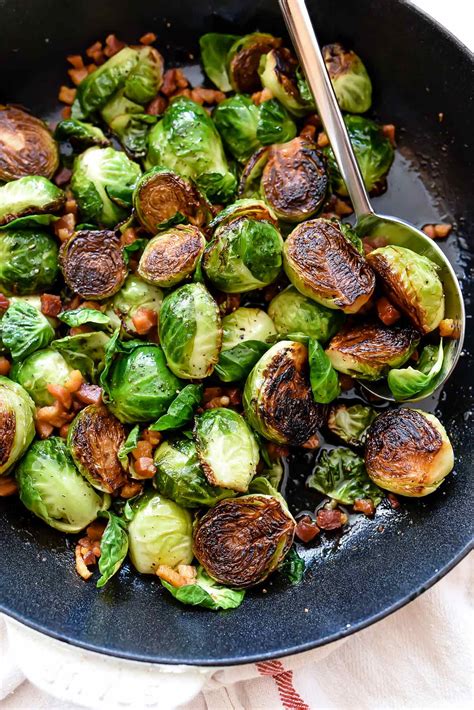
[279,0,465,402]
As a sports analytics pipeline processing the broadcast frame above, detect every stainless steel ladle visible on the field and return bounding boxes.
[279,0,465,402]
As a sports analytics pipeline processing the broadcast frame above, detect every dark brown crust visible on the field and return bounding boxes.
[0,195,66,227]
[327,322,420,370]
[322,43,358,80]
[271,47,300,99]
[262,137,328,221]
[135,171,209,233]
[193,496,295,587]
[230,36,282,93]
[59,230,127,299]
[260,341,326,447]
[285,219,375,312]
[0,408,15,467]
[365,408,443,493]
[238,146,270,198]
[138,225,205,284]
[69,404,127,493]
[0,105,59,181]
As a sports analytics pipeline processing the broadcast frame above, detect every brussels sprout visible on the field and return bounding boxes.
[0,176,65,227]
[258,48,314,116]
[67,404,127,494]
[0,229,59,295]
[199,33,240,92]
[128,491,193,574]
[203,212,283,293]
[137,226,206,287]
[366,245,444,334]
[258,99,298,146]
[221,308,276,350]
[323,43,372,114]
[0,300,55,361]
[11,349,74,406]
[194,408,259,492]
[277,546,305,585]
[123,45,164,105]
[283,219,375,313]
[150,384,202,432]
[238,147,272,199]
[193,494,295,587]
[268,286,344,344]
[76,47,140,115]
[210,198,277,229]
[70,147,141,227]
[160,565,245,610]
[100,90,157,158]
[0,105,59,181]
[133,167,210,233]
[54,119,110,148]
[327,403,377,447]
[52,331,110,382]
[364,408,454,497]
[16,437,110,532]
[307,447,382,505]
[324,116,394,196]
[159,283,222,380]
[154,435,235,508]
[58,308,111,329]
[145,98,237,203]
[228,33,283,93]
[387,341,445,401]
[0,377,35,476]
[108,274,163,335]
[243,340,327,447]
[326,323,420,380]
[100,337,182,423]
[59,229,128,300]
[308,338,341,404]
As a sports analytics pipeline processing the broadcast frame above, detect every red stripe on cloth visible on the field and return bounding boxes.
[256,661,310,710]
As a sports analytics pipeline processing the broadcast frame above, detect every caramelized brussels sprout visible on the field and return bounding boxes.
[193,495,295,587]
[268,286,344,343]
[284,218,375,313]
[194,408,259,492]
[59,229,128,300]
[0,377,35,476]
[364,408,454,497]
[54,119,110,149]
[0,176,65,227]
[323,43,372,114]
[11,349,74,406]
[133,167,210,233]
[67,404,128,494]
[76,47,140,115]
[238,147,272,199]
[243,340,327,448]
[258,48,314,116]
[228,33,282,93]
[0,229,59,295]
[0,105,59,181]
[326,323,420,380]
[367,245,445,334]
[108,274,163,336]
[124,45,164,104]
[159,283,222,379]
[210,198,277,228]
[137,225,206,288]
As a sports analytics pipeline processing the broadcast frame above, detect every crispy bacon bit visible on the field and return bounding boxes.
[216,292,241,315]
[317,131,329,148]
[423,222,452,239]
[204,396,230,409]
[226,387,242,407]
[54,167,72,187]
[35,420,54,439]
[142,429,163,447]
[132,440,153,460]
[86,41,105,65]
[61,106,72,120]
[87,519,107,541]
[300,124,316,140]
[59,423,70,438]
[75,384,102,405]
[140,32,157,45]
[86,63,98,75]
[67,54,85,69]
[303,113,322,130]
[133,457,157,478]
[251,88,273,105]
[161,68,189,97]
[75,544,93,580]
[439,318,461,339]
[0,356,11,377]
[59,86,77,105]
[0,477,18,497]
[64,370,85,394]
[104,34,126,58]
[0,293,10,313]
[36,400,74,429]
[316,508,348,530]
[203,387,224,403]
[295,515,320,542]
[47,383,73,410]
[410,349,419,362]
[156,564,197,587]
[69,325,92,336]
[267,442,290,460]
[353,498,376,516]
[376,296,401,326]
[132,307,157,335]
[40,293,62,318]
[339,373,354,391]
[120,481,144,499]
[120,227,139,247]
[53,212,76,243]
[362,234,388,255]
[68,67,88,86]
[191,87,226,105]
[387,493,400,510]
[382,124,396,145]
[334,197,353,216]
[146,95,168,115]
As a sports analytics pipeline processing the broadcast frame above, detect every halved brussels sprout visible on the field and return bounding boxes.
[193,494,295,587]
[11,349,74,406]
[221,308,276,350]
[76,46,140,115]
[59,229,128,300]
[323,43,372,114]
[145,97,237,203]
[326,323,420,380]
[367,245,444,334]
[137,226,206,288]
[0,176,65,227]
[159,283,222,380]
[108,274,163,335]
[123,45,164,105]
[238,147,272,199]
[284,218,375,313]
[210,198,277,229]
[128,491,193,574]
[67,404,127,494]
[194,408,259,492]
[16,437,110,532]
[0,229,59,295]
[327,403,377,447]
[70,146,141,227]
[258,48,314,116]
[268,286,344,344]
[364,408,454,497]
[54,119,110,149]
[154,435,235,508]
[0,377,35,476]
[0,105,59,181]
[260,137,328,223]
[243,340,327,447]
[387,341,445,401]
[199,33,240,92]
[228,33,282,93]
[0,300,55,361]
[133,167,210,233]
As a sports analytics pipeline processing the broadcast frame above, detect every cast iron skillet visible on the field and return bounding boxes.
[0,0,472,666]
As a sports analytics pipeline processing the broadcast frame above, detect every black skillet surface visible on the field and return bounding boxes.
[0,0,473,665]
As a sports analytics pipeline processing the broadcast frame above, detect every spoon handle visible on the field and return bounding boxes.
[279,0,374,219]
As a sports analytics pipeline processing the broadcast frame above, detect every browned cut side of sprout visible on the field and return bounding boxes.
[270,47,301,100]
[138,225,206,287]
[0,105,59,181]
[229,35,282,93]
[0,408,15,468]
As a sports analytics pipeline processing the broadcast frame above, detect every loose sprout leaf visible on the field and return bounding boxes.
[150,384,203,432]
[308,339,341,404]
[76,47,140,115]
[256,99,297,145]
[199,33,240,92]
[277,546,305,585]
[117,424,140,470]
[388,340,445,400]
[59,308,111,327]
[161,566,245,610]
[307,447,383,506]
[54,119,110,148]
[327,403,377,447]
[96,511,129,588]
[122,238,148,265]
[213,95,261,163]
[1,301,55,361]
[215,340,269,382]
[52,331,110,382]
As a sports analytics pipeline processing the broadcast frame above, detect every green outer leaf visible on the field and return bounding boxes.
[118,424,140,470]
[327,403,377,447]
[213,95,260,163]
[51,331,110,382]
[161,566,245,610]
[308,339,341,404]
[59,308,111,327]
[215,340,269,382]
[277,546,305,585]
[54,119,110,148]
[97,511,129,588]
[199,33,240,92]
[256,99,297,145]
[122,238,148,265]
[1,301,55,361]
[307,447,383,505]
[0,229,59,296]
[150,384,203,432]
[388,340,445,401]
[77,47,139,115]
